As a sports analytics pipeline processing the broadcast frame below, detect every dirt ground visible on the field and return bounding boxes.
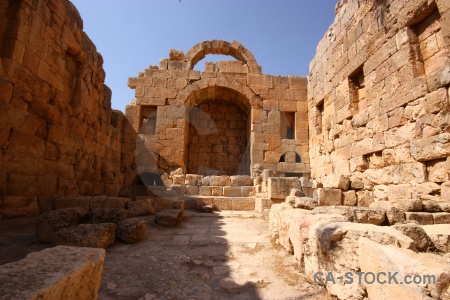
[0,211,332,300]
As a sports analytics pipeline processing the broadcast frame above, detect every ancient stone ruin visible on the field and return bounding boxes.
[0,0,449,299]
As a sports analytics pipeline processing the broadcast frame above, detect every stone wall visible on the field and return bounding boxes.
[0,0,124,218]
[187,100,249,176]
[308,0,450,205]
[124,40,310,195]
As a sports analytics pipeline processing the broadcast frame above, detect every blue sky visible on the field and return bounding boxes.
[70,0,336,112]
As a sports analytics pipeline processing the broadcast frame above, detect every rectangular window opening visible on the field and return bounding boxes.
[410,5,443,77]
[140,105,157,134]
[281,112,295,139]
[349,66,367,112]
[315,101,324,135]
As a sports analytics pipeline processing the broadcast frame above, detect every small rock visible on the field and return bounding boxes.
[193,260,202,265]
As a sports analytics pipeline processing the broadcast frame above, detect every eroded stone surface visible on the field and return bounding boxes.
[359,238,450,300]
[36,208,88,243]
[90,208,130,225]
[52,223,116,249]
[304,221,415,299]
[0,246,105,300]
[117,218,147,243]
[392,224,432,252]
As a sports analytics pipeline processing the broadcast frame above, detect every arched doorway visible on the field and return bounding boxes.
[185,86,251,176]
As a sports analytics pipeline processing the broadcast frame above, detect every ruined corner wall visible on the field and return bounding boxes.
[308,0,450,204]
[0,0,124,218]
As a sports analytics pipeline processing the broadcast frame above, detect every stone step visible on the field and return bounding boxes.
[184,196,256,211]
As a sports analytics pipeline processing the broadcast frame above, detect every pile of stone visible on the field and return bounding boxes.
[36,205,149,248]
[270,184,450,299]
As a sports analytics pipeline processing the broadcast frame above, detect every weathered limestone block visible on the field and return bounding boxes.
[323,175,350,191]
[89,196,130,210]
[54,197,91,211]
[154,209,183,226]
[268,177,300,200]
[369,201,406,225]
[343,190,357,206]
[421,224,450,253]
[388,184,413,200]
[422,200,442,212]
[0,246,105,300]
[289,214,349,264]
[128,199,154,217]
[277,209,312,253]
[304,222,414,300]
[405,212,434,225]
[223,186,242,197]
[172,175,185,185]
[0,196,40,219]
[349,180,364,190]
[185,174,202,186]
[315,188,342,206]
[89,208,130,225]
[380,198,423,212]
[241,186,256,197]
[312,206,386,225]
[117,218,147,243]
[442,181,450,202]
[230,176,253,186]
[290,188,305,197]
[427,159,449,183]
[52,223,116,249]
[410,133,450,161]
[286,196,318,210]
[433,212,450,224]
[392,224,432,252]
[170,184,186,196]
[269,203,291,241]
[359,238,450,300]
[211,186,223,196]
[185,185,199,195]
[36,208,88,243]
[352,207,386,225]
[356,190,373,207]
[209,176,231,186]
[199,186,212,196]
[231,198,255,211]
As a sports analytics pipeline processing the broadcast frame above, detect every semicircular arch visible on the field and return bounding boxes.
[185,40,261,73]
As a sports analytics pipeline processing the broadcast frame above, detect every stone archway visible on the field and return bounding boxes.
[185,40,262,74]
[185,86,251,176]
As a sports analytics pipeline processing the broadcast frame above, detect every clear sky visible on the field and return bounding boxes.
[69,0,337,112]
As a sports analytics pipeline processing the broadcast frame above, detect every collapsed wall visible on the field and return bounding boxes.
[308,0,450,205]
[0,0,124,218]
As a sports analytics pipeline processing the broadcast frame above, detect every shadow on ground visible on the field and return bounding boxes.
[0,211,331,300]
